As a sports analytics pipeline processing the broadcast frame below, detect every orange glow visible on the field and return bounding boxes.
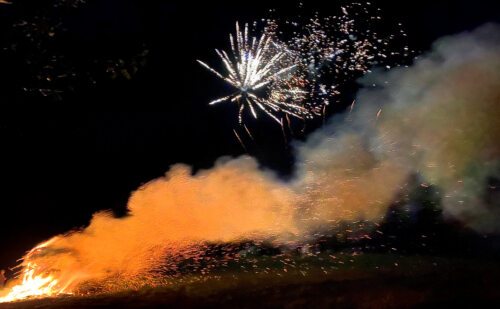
[0,154,405,303]
[0,263,61,302]
[0,239,76,303]
[0,158,298,302]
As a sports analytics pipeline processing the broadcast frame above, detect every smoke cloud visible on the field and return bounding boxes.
[295,23,500,234]
[352,23,500,232]
[2,23,500,297]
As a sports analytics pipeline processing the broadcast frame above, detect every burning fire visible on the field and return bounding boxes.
[0,264,61,302]
[0,239,74,303]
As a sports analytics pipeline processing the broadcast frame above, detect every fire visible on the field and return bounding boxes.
[0,239,74,303]
[0,263,61,303]
[0,160,299,303]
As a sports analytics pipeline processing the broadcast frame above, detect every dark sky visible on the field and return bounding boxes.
[0,0,499,268]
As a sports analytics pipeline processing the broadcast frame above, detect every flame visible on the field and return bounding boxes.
[0,264,60,302]
[0,239,74,303]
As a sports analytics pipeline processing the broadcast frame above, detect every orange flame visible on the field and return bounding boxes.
[0,263,61,302]
[0,239,76,303]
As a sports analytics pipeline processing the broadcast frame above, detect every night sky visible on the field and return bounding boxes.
[0,0,499,269]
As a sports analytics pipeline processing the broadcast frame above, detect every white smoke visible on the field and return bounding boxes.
[296,23,500,233]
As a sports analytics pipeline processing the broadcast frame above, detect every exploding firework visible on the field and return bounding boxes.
[198,4,410,127]
[197,22,312,124]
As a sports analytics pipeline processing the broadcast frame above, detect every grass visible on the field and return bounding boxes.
[1,254,500,308]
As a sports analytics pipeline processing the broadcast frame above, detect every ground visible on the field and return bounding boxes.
[1,254,499,308]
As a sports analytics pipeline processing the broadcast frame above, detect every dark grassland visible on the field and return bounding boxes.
[1,254,499,308]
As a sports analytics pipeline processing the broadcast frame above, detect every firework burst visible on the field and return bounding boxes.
[197,22,312,124]
[198,4,410,128]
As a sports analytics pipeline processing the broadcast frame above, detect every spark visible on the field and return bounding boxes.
[350,100,356,113]
[233,129,248,151]
[243,124,255,141]
[198,4,409,128]
[198,22,312,124]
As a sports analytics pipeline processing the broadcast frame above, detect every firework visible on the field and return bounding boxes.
[197,22,312,124]
[198,4,409,127]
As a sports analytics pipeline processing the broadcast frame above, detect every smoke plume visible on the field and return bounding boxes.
[294,24,500,234]
[351,23,500,232]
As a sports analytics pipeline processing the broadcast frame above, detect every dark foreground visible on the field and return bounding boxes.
[1,255,499,309]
